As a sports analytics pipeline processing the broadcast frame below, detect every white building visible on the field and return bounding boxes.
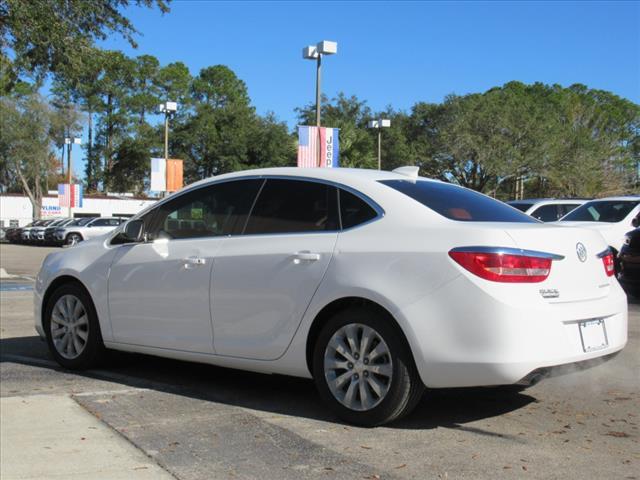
[0,192,157,227]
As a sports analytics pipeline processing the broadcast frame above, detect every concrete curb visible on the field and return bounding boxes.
[0,394,174,480]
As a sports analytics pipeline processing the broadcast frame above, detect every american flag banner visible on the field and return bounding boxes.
[297,126,340,168]
[58,183,83,208]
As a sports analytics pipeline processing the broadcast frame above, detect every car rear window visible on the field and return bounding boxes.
[561,200,639,223]
[379,179,538,223]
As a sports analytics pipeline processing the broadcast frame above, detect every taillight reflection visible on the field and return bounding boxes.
[449,251,552,283]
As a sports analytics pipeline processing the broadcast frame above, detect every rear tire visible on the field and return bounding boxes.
[313,307,424,427]
[43,283,105,369]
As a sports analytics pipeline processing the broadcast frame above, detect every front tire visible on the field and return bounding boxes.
[66,233,82,246]
[313,307,424,427]
[43,283,105,369]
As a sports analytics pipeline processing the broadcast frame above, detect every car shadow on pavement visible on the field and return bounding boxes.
[0,334,536,430]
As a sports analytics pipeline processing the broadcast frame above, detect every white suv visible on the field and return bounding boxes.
[54,217,125,246]
[508,198,587,222]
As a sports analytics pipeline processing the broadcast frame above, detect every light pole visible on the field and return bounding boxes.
[367,119,391,170]
[158,101,178,166]
[303,40,337,166]
[64,137,82,184]
[64,137,81,217]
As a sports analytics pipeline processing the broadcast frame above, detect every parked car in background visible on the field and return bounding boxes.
[43,218,76,245]
[54,217,124,246]
[35,167,627,426]
[508,198,588,222]
[20,220,50,243]
[30,218,68,244]
[52,217,95,246]
[618,227,640,297]
[555,196,640,256]
[5,223,32,243]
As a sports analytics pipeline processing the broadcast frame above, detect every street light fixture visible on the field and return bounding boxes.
[367,119,391,170]
[303,40,337,166]
[158,101,178,167]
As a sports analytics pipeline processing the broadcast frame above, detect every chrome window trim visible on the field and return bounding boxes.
[449,246,565,261]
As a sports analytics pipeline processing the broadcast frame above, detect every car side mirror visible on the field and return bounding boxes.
[632,216,639,228]
[122,220,144,243]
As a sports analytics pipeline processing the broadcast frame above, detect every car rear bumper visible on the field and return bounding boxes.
[401,274,628,388]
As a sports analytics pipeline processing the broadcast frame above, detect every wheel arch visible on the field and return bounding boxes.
[305,296,416,376]
[41,275,92,326]
[65,230,83,240]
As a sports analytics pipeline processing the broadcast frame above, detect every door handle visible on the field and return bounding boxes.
[183,256,206,268]
[293,251,320,264]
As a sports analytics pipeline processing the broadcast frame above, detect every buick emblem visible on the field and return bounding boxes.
[576,242,587,262]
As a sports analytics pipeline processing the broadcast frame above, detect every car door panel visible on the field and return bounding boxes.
[211,233,337,360]
[211,178,340,360]
[107,179,263,353]
[108,237,223,353]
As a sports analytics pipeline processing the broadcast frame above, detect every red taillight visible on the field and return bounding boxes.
[449,251,552,283]
[601,252,615,277]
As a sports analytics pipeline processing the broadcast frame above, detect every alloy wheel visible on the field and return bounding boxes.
[50,294,89,359]
[324,323,393,411]
[67,234,81,246]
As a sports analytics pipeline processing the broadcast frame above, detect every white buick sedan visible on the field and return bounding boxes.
[35,167,627,426]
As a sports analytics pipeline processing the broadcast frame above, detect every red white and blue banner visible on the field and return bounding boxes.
[297,126,340,168]
[58,183,83,208]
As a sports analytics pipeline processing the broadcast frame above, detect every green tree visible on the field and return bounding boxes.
[1,0,169,92]
[0,94,57,217]
[174,65,257,181]
[156,62,192,109]
[91,50,136,190]
[247,113,296,168]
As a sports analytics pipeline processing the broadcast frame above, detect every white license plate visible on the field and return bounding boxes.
[578,319,608,352]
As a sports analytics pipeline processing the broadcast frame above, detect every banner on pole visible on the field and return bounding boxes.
[166,159,184,192]
[58,184,83,208]
[297,126,340,168]
[150,157,166,192]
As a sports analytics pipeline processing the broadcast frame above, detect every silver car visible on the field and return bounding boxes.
[54,217,125,245]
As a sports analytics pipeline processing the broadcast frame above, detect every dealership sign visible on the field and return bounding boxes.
[41,204,62,217]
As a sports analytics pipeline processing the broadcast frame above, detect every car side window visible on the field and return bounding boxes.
[91,218,111,227]
[339,189,377,229]
[149,179,263,240]
[559,204,580,217]
[244,179,339,235]
[531,204,560,222]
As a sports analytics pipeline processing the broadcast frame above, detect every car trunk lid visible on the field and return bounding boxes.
[503,224,611,303]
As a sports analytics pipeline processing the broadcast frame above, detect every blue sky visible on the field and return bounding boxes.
[99,0,639,128]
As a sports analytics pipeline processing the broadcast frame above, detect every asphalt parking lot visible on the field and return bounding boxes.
[1,243,638,480]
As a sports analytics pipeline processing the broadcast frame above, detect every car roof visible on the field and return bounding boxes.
[584,196,640,202]
[508,198,589,204]
[184,167,439,192]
